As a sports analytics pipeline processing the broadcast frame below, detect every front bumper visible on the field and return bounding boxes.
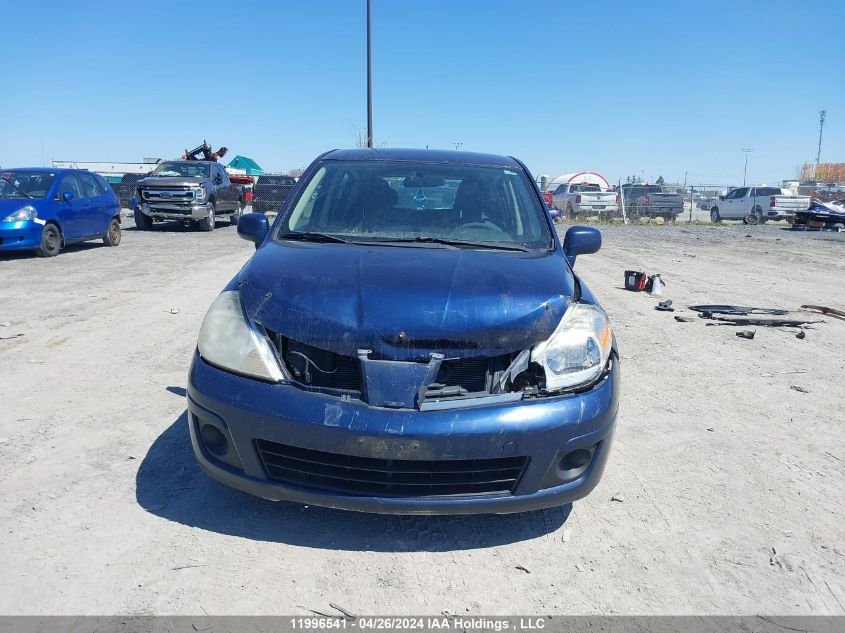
[0,220,43,251]
[186,352,619,515]
[138,201,211,221]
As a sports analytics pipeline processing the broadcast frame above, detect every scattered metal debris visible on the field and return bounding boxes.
[689,305,789,316]
[655,299,674,312]
[0,333,23,340]
[170,307,181,315]
[790,386,809,394]
[330,603,356,620]
[674,316,694,322]
[801,305,845,321]
[611,494,624,502]
[736,330,756,340]
[515,565,531,574]
[707,316,821,327]
[796,331,806,340]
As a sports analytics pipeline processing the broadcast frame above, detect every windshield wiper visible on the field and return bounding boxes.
[1,179,32,199]
[279,231,350,244]
[372,236,531,251]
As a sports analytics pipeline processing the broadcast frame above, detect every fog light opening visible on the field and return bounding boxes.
[200,423,229,457]
[556,446,596,482]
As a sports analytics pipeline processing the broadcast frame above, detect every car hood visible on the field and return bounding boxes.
[138,177,205,187]
[238,241,574,360]
[0,198,46,216]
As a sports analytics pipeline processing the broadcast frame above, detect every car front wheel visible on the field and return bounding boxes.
[36,223,62,257]
[198,202,216,232]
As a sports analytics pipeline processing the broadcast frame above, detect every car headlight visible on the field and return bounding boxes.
[531,303,613,392]
[2,205,37,223]
[194,188,206,201]
[197,291,285,382]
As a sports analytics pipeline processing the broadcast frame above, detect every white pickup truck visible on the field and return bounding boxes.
[550,182,618,218]
[709,186,810,224]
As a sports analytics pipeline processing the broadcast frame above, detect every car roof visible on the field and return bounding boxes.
[322,148,522,168]
[4,167,73,174]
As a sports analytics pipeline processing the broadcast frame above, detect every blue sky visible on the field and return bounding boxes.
[1,0,842,186]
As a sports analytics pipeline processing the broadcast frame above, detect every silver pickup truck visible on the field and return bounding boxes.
[133,160,244,232]
[620,184,684,219]
[550,182,618,218]
[709,186,810,224]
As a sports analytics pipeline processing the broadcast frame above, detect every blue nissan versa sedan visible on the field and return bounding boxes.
[0,168,121,257]
[187,148,618,514]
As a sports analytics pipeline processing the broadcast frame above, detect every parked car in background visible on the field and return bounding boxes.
[133,161,245,232]
[111,173,148,210]
[709,186,811,224]
[0,168,121,257]
[550,183,618,219]
[619,184,684,219]
[251,174,297,213]
[189,147,618,515]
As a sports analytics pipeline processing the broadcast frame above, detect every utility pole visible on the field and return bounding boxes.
[451,141,463,151]
[366,0,373,148]
[815,109,826,170]
[741,148,752,186]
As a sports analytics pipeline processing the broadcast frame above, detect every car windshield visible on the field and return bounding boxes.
[0,171,56,199]
[151,162,210,178]
[279,160,552,250]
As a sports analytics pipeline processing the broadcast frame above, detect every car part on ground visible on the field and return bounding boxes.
[800,304,845,321]
[703,316,821,327]
[689,305,789,316]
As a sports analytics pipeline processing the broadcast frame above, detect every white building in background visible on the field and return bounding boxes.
[548,171,611,190]
[52,158,162,179]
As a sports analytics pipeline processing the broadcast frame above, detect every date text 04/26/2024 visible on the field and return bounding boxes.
[290,617,548,631]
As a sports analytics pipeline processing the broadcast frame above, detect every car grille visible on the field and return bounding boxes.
[142,188,194,202]
[255,440,528,497]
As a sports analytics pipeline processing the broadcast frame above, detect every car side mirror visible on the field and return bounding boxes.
[562,225,601,267]
[62,191,74,202]
[237,212,269,248]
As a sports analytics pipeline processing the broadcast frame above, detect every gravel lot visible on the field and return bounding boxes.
[1,217,843,615]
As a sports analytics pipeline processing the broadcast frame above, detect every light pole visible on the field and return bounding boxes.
[366,0,373,148]
[741,148,752,186]
[451,141,463,151]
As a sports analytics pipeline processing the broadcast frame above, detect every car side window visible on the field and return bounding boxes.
[56,174,84,200]
[79,173,104,198]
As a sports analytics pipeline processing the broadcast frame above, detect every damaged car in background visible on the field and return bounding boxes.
[187,148,619,514]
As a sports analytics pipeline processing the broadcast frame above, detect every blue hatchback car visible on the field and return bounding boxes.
[187,148,618,514]
[0,168,121,257]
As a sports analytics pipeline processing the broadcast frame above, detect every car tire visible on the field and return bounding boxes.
[710,207,721,223]
[103,218,121,246]
[754,206,767,224]
[134,209,152,230]
[745,211,760,225]
[230,201,243,226]
[36,223,62,257]
[198,202,216,232]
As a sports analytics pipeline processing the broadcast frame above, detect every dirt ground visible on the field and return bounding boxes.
[0,217,843,615]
